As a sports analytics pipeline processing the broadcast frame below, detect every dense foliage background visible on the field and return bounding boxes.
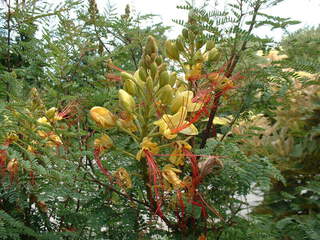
[0,0,319,239]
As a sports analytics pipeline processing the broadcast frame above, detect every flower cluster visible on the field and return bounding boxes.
[89,32,229,234]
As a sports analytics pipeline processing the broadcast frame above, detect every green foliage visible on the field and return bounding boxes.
[0,0,318,239]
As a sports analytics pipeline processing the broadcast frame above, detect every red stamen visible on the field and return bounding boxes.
[94,148,112,182]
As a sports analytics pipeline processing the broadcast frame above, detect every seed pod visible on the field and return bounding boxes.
[208,48,220,61]
[157,84,173,104]
[159,71,170,87]
[205,40,215,51]
[138,67,147,82]
[90,107,116,128]
[165,41,180,61]
[124,79,137,96]
[182,28,189,40]
[119,90,135,113]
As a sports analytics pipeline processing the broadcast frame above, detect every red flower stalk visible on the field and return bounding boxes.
[144,150,164,218]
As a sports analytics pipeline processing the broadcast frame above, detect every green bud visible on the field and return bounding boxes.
[188,30,195,42]
[124,79,137,96]
[119,89,135,113]
[165,41,180,61]
[206,40,215,51]
[193,50,204,63]
[150,63,157,79]
[157,84,173,104]
[169,72,177,86]
[176,38,185,52]
[159,71,170,87]
[182,29,189,40]
[138,67,147,82]
[144,55,152,66]
[120,72,134,81]
[196,39,205,50]
[144,35,158,56]
[208,48,220,62]
[146,76,153,94]
[155,56,163,65]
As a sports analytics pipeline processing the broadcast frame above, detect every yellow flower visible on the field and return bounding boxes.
[48,134,63,145]
[169,140,192,166]
[136,137,159,160]
[117,112,137,132]
[208,73,233,89]
[45,107,62,122]
[185,63,202,81]
[154,107,198,139]
[37,117,50,126]
[171,90,203,113]
[162,164,184,189]
[94,134,113,151]
[90,106,116,128]
[114,167,132,189]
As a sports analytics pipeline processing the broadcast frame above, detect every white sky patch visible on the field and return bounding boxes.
[97,0,320,41]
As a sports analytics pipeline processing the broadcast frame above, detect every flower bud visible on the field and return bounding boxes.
[138,67,147,82]
[206,40,215,51]
[119,89,135,113]
[146,76,154,94]
[90,107,116,128]
[165,41,180,61]
[193,50,204,63]
[188,30,195,42]
[124,79,137,96]
[150,62,157,79]
[144,35,158,56]
[182,28,189,40]
[120,72,134,81]
[94,134,113,151]
[169,72,177,86]
[176,38,185,52]
[208,48,220,61]
[144,55,152,66]
[155,56,163,65]
[157,84,173,104]
[159,71,170,87]
[196,39,205,50]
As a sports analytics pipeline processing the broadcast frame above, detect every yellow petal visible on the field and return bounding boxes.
[90,107,116,128]
[94,134,113,150]
[179,121,198,135]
